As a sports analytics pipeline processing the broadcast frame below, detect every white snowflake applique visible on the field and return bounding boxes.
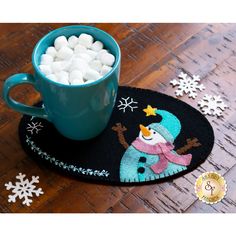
[117,97,138,113]
[170,72,205,99]
[198,94,228,116]
[5,173,44,206]
[26,122,43,135]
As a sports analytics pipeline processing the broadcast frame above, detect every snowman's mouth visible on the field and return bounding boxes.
[142,135,153,141]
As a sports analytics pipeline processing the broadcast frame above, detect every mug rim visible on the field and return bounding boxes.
[32,25,121,87]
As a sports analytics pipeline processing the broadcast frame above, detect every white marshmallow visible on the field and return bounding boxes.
[69,70,83,83]
[54,36,69,50]
[84,68,101,81]
[69,58,89,75]
[57,70,69,78]
[96,49,108,60]
[54,57,61,61]
[74,44,87,54]
[46,74,58,82]
[89,60,102,72]
[71,78,85,85]
[61,59,73,71]
[40,54,53,65]
[42,34,115,86]
[58,77,69,85]
[57,46,73,60]
[68,35,78,48]
[100,52,115,66]
[100,65,112,76]
[78,33,93,48]
[56,71,69,85]
[39,65,52,75]
[46,47,57,58]
[76,53,92,63]
[51,61,65,73]
[86,50,97,60]
[91,41,103,52]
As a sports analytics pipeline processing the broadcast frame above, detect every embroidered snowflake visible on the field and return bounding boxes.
[5,173,44,206]
[170,72,205,99]
[117,97,138,113]
[25,135,110,178]
[198,94,228,116]
[26,122,43,135]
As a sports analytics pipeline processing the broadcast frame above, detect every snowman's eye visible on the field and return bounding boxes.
[153,131,156,134]
[148,127,151,130]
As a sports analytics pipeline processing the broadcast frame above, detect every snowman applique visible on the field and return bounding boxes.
[113,105,192,182]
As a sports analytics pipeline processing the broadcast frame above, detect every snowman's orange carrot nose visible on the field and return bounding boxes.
[139,124,151,137]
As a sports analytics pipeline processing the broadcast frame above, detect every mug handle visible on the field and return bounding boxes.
[3,73,49,120]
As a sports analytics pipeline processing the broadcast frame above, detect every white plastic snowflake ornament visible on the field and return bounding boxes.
[198,94,228,116]
[5,173,44,206]
[170,72,205,99]
[117,97,138,113]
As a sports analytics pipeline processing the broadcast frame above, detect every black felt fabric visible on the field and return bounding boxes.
[19,86,214,185]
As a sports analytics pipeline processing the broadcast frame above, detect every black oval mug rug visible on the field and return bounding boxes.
[19,86,214,185]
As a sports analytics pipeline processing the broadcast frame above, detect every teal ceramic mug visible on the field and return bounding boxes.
[2,25,121,140]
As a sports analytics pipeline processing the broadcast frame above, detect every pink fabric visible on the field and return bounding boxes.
[132,138,192,174]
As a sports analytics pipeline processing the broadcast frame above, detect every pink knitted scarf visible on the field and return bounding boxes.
[132,138,192,174]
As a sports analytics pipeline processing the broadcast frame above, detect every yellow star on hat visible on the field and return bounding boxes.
[143,105,157,116]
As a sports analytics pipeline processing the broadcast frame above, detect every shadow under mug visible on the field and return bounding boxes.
[2,25,121,140]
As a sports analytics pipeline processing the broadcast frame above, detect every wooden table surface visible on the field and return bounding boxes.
[0,23,235,213]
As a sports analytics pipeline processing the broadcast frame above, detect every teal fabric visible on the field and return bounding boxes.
[137,162,146,182]
[120,109,185,182]
[148,123,174,143]
[120,146,187,182]
[150,109,181,140]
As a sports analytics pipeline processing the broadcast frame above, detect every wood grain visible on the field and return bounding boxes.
[0,23,235,213]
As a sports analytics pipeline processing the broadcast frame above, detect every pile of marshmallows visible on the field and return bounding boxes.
[39,33,115,85]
